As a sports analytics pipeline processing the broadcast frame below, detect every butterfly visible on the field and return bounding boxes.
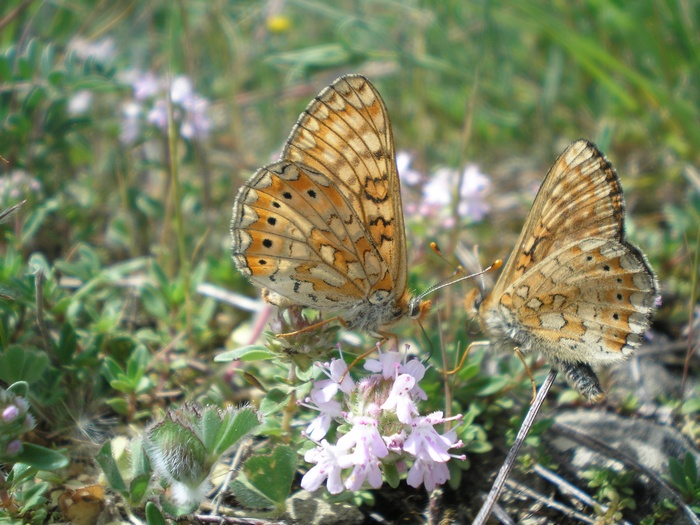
[231,75,431,338]
[466,140,659,402]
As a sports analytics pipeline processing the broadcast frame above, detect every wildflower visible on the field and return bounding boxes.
[299,346,466,494]
[179,95,211,140]
[68,36,116,63]
[267,15,292,33]
[406,455,449,491]
[456,164,491,221]
[5,439,22,457]
[120,72,212,143]
[422,164,491,224]
[404,412,465,491]
[68,90,93,115]
[300,359,354,440]
[364,345,404,379]
[0,388,35,460]
[2,406,19,423]
[147,99,169,131]
[397,151,423,186]
[22,414,36,432]
[404,412,462,463]
[132,71,161,100]
[301,440,350,494]
[380,373,418,424]
[0,170,42,207]
[120,102,142,144]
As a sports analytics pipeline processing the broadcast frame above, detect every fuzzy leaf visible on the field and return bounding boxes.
[96,441,128,495]
[212,407,260,456]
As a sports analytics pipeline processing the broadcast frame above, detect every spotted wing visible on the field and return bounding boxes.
[232,161,387,309]
[492,140,625,297]
[281,74,407,299]
[497,238,658,361]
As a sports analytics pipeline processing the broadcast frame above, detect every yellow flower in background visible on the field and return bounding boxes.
[267,15,291,33]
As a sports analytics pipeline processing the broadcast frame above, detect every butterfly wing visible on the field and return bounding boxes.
[282,75,407,299]
[493,238,657,363]
[492,140,624,296]
[232,161,383,309]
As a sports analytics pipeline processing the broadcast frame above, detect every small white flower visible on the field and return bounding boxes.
[380,374,418,424]
[68,90,93,115]
[299,347,466,494]
[69,36,116,62]
[406,455,450,491]
[301,440,350,494]
[120,101,142,144]
[132,71,162,100]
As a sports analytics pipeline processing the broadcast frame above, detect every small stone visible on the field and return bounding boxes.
[286,490,363,525]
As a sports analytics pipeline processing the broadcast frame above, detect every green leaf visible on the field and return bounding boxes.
[215,345,277,362]
[145,501,167,525]
[464,440,493,453]
[476,375,510,396]
[19,481,49,512]
[145,416,210,486]
[230,474,271,509]
[129,473,151,504]
[231,445,297,511]
[683,453,698,485]
[40,43,55,77]
[200,407,224,451]
[681,397,700,414]
[259,388,290,416]
[6,463,37,486]
[105,397,130,415]
[22,85,47,114]
[131,437,151,479]
[668,456,685,487]
[11,444,68,471]
[0,55,10,79]
[383,462,400,488]
[212,407,260,456]
[0,346,49,384]
[101,356,124,382]
[96,441,128,495]
[57,322,77,365]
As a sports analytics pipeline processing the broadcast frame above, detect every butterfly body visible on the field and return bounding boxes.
[232,75,429,337]
[470,140,658,401]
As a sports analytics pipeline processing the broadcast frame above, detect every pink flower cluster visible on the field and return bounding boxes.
[299,347,465,494]
[120,72,211,144]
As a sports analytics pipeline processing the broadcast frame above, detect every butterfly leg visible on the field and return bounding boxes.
[338,330,405,382]
[442,341,489,375]
[338,342,384,383]
[513,348,538,402]
[275,315,346,339]
[556,361,605,403]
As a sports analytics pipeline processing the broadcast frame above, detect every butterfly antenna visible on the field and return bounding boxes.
[429,242,465,277]
[473,244,489,297]
[413,258,502,304]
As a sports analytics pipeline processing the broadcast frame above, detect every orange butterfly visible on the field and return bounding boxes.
[231,75,431,338]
